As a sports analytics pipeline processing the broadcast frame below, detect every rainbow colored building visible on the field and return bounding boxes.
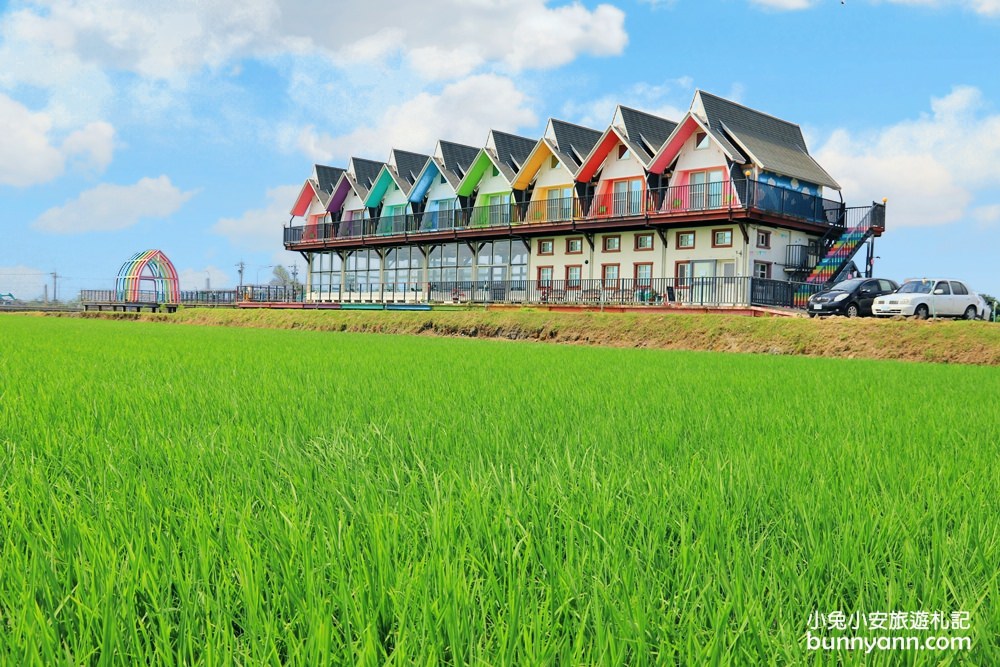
[283,90,885,309]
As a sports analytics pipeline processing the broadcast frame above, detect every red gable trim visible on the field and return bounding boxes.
[575,126,629,183]
[290,180,320,217]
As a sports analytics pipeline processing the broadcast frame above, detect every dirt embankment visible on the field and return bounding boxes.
[49,307,1000,365]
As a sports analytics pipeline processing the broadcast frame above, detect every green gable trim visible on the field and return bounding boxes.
[363,168,396,207]
[455,150,496,198]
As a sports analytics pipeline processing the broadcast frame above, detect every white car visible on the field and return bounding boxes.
[872,279,981,320]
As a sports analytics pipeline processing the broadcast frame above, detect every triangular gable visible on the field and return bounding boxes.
[575,124,634,182]
[290,179,322,217]
[410,140,479,202]
[363,164,405,208]
[511,137,564,190]
[455,148,507,197]
[647,113,741,174]
[719,121,840,190]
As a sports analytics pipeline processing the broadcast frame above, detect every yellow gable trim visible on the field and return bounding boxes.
[511,140,556,190]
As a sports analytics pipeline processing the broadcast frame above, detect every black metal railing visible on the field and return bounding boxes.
[81,286,305,306]
[301,276,822,309]
[284,179,849,247]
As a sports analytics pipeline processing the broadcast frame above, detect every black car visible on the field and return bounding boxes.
[807,278,899,317]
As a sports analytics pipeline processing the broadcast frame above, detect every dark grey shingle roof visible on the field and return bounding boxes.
[618,107,678,162]
[549,119,602,170]
[439,141,480,186]
[314,165,344,194]
[491,130,536,180]
[350,158,386,198]
[393,150,431,187]
[697,91,839,189]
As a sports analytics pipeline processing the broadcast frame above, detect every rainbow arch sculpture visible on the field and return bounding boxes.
[115,249,180,303]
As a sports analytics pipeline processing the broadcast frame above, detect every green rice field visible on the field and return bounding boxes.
[1,315,998,665]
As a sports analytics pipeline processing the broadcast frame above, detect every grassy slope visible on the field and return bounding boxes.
[59,307,1000,365]
[1,316,998,665]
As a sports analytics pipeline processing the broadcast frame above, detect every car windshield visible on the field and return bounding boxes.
[829,278,865,292]
[898,280,934,294]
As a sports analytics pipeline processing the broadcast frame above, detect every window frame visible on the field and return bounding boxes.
[675,261,691,288]
[537,238,554,256]
[753,261,772,279]
[566,237,584,255]
[711,228,733,248]
[694,131,710,150]
[634,233,654,251]
[634,262,653,285]
[617,144,630,161]
[565,264,583,289]
[756,230,771,249]
[676,230,696,250]
[601,263,620,288]
[537,265,553,287]
[602,235,621,253]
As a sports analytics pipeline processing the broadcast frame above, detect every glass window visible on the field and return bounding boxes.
[676,261,691,287]
[566,265,582,287]
[635,233,653,250]
[753,261,770,279]
[757,230,771,248]
[603,235,620,252]
[635,263,652,284]
[602,264,619,285]
[617,145,630,160]
[551,155,559,169]
[934,281,951,295]
[511,240,529,266]
[695,132,710,150]
[567,238,583,254]
[538,239,554,255]
[676,231,695,249]
[950,281,968,295]
[538,266,553,286]
[713,229,733,247]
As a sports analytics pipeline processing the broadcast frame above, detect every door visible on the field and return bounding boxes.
[707,170,724,208]
[719,261,736,303]
[692,260,716,303]
[857,279,880,314]
[613,179,643,216]
[932,280,955,315]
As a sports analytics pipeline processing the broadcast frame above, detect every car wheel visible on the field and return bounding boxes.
[846,303,860,318]
[914,304,930,320]
[963,305,977,320]
[808,312,816,318]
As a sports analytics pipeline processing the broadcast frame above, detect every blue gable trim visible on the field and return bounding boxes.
[409,161,442,204]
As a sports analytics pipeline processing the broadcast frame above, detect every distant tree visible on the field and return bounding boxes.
[270,265,302,290]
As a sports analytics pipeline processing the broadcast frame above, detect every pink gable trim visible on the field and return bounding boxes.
[575,128,628,183]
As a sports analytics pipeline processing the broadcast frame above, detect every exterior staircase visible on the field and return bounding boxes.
[806,202,886,285]
[792,202,885,307]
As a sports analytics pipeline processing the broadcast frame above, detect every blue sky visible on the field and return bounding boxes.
[2,0,999,299]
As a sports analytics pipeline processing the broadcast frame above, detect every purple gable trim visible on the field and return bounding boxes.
[326,178,353,213]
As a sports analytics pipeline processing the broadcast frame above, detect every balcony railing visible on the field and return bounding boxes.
[284,179,847,246]
[302,276,823,309]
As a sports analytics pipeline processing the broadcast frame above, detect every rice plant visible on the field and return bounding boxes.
[0,316,997,665]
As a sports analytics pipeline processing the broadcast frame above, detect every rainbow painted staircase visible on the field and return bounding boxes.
[794,202,886,305]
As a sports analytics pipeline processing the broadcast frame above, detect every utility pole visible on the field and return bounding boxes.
[50,271,59,302]
[290,264,299,283]
[236,261,245,289]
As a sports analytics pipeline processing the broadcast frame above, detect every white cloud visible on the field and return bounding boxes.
[750,0,814,9]
[815,86,1000,227]
[213,184,301,251]
[32,176,196,233]
[0,265,48,301]
[972,204,1000,228]
[746,0,1000,13]
[178,265,231,290]
[0,94,116,187]
[0,1,626,86]
[293,74,538,163]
